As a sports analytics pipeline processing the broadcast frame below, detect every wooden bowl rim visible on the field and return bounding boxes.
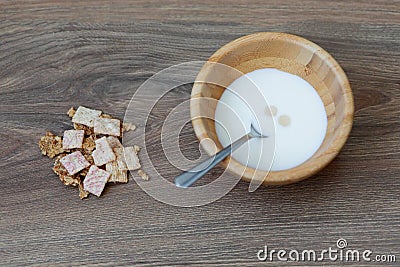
[190,32,354,185]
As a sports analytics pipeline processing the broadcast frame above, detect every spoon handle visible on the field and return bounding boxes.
[174,134,250,188]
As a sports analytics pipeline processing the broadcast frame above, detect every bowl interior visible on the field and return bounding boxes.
[191,32,354,185]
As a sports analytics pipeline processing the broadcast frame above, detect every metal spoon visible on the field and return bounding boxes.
[174,124,267,188]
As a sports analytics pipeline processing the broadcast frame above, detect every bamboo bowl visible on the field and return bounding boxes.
[190,32,354,185]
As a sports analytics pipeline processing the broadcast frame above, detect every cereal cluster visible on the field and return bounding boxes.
[38,106,148,199]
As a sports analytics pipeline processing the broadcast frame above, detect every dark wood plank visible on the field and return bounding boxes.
[0,1,399,266]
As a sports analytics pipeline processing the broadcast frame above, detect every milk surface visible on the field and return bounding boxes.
[214,68,327,171]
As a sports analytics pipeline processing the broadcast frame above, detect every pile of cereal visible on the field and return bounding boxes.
[38,106,148,199]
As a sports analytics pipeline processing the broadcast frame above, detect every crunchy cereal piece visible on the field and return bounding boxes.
[73,123,94,136]
[92,136,115,166]
[94,117,121,137]
[80,151,94,171]
[106,136,123,149]
[60,151,90,175]
[63,176,81,187]
[62,129,84,149]
[85,154,94,165]
[38,131,64,158]
[72,106,102,127]
[83,165,110,197]
[133,145,141,153]
[106,161,128,183]
[79,168,89,177]
[138,169,149,181]
[76,147,95,177]
[122,122,136,132]
[78,182,89,199]
[113,147,128,170]
[67,107,76,118]
[79,149,94,165]
[82,135,96,152]
[53,154,80,186]
[53,154,67,176]
[124,146,141,170]
[100,113,114,119]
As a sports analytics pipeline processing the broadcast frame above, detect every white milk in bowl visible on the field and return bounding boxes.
[214,68,327,171]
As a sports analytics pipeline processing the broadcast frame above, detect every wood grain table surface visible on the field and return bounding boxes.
[1,1,399,266]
